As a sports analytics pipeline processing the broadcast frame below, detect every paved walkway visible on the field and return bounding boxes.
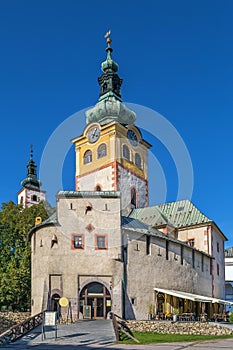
[1,320,233,350]
[0,319,116,349]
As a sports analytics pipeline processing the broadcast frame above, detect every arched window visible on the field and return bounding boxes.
[97,143,107,158]
[123,144,130,160]
[103,82,108,93]
[83,150,92,164]
[95,185,102,191]
[131,187,137,209]
[135,153,142,168]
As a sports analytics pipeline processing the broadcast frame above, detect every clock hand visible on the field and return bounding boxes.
[92,128,97,137]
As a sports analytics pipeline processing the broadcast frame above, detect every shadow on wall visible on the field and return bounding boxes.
[125,293,136,320]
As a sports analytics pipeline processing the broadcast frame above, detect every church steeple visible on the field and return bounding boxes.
[21,145,41,190]
[18,146,46,207]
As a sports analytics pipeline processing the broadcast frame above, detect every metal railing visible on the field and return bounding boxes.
[0,311,43,346]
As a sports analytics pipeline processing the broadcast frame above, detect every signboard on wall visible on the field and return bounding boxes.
[83,305,91,319]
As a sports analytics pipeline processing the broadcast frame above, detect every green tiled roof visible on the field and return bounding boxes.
[130,200,212,229]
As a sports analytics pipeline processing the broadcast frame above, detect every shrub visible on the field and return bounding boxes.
[229,312,233,323]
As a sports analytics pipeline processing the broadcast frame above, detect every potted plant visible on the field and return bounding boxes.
[148,304,154,320]
[173,308,179,322]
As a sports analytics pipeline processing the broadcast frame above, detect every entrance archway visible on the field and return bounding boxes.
[79,282,111,319]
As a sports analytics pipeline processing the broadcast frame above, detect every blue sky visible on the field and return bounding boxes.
[0,0,233,246]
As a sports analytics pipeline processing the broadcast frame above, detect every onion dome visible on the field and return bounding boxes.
[85,35,136,126]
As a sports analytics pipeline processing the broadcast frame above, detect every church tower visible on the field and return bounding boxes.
[72,36,151,214]
[18,146,46,207]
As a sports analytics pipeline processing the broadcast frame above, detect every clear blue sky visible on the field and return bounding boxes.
[0,0,233,246]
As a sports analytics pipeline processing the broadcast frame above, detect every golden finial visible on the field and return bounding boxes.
[104,30,112,45]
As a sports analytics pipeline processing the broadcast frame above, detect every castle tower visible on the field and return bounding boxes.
[18,146,46,207]
[72,37,151,214]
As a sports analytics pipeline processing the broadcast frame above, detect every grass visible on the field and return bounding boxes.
[119,331,233,344]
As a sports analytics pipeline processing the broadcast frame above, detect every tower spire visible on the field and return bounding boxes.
[85,33,136,126]
[98,31,122,101]
[21,145,41,190]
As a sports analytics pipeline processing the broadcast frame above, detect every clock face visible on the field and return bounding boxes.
[127,129,138,146]
[88,126,100,143]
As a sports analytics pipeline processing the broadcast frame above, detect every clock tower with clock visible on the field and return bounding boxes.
[72,39,151,214]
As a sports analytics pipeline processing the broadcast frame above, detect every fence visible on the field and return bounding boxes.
[0,311,43,346]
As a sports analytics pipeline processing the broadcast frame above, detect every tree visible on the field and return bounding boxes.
[0,201,52,311]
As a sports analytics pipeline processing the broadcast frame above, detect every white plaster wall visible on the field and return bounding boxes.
[225,257,233,280]
[117,164,148,215]
[78,165,114,191]
[178,226,208,253]
[18,188,46,207]
[211,227,225,298]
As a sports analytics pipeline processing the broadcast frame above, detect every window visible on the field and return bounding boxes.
[95,185,102,191]
[72,234,84,249]
[166,240,169,260]
[192,250,195,268]
[97,143,107,158]
[31,195,38,202]
[187,238,195,247]
[135,153,142,168]
[131,297,136,305]
[201,254,204,272]
[180,245,183,265]
[96,235,107,250]
[217,263,220,276]
[83,150,92,164]
[217,242,219,253]
[131,188,137,209]
[123,144,130,160]
[146,235,151,255]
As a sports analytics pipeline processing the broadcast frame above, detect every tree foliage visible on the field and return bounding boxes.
[0,201,52,311]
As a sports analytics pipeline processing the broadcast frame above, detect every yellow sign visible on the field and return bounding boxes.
[59,297,69,307]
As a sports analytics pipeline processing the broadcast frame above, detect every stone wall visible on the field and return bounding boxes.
[126,320,233,335]
[0,312,30,335]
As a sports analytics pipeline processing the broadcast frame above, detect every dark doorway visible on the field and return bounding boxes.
[51,293,60,312]
[80,282,111,319]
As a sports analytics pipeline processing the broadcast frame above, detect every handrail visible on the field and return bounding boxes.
[110,312,120,341]
[0,311,43,346]
[110,312,139,343]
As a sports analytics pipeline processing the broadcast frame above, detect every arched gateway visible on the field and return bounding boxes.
[79,282,111,319]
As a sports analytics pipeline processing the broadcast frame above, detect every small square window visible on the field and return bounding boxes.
[72,235,84,249]
[131,297,136,305]
[96,235,107,250]
[187,238,195,248]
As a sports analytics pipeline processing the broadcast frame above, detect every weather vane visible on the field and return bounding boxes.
[104,29,112,45]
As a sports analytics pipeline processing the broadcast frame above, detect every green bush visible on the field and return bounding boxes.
[229,312,233,323]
